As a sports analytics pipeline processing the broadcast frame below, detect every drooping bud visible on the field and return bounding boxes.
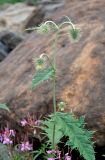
[58,101,66,111]
[34,57,45,70]
[36,23,50,34]
[69,28,80,41]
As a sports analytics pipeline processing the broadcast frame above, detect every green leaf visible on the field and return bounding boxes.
[42,115,64,146]
[42,112,95,160]
[56,112,95,160]
[0,104,10,112]
[32,67,55,89]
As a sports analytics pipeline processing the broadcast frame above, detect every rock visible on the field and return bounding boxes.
[0,42,8,61]
[26,0,64,18]
[0,0,105,147]
[0,3,11,11]
[0,31,24,61]
[0,31,24,51]
[25,7,45,30]
[0,143,11,160]
[43,3,64,12]
[0,3,43,32]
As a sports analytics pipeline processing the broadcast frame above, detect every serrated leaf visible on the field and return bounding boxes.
[43,112,95,160]
[56,112,95,160]
[42,116,64,146]
[0,104,10,112]
[32,67,55,89]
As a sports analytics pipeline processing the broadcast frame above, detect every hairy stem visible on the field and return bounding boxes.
[40,53,54,70]
[52,32,59,149]
[53,75,56,113]
[52,123,56,149]
[59,21,75,30]
[44,21,59,30]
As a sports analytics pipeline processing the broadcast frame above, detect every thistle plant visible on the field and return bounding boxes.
[31,16,95,160]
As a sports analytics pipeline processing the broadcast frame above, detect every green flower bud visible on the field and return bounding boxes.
[34,57,45,70]
[58,101,66,111]
[37,23,50,34]
[69,28,80,41]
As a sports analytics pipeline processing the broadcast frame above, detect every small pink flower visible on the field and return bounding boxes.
[47,150,53,154]
[65,153,71,160]
[47,150,56,154]
[20,141,32,152]
[2,128,15,145]
[35,120,41,126]
[0,134,3,142]
[20,119,28,126]
[9,130,15,137]
[48,158,55,160]
[3,137,13,144]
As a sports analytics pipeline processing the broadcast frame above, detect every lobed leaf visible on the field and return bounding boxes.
[32,67,55,89]
[42,112,95,160]
[56,112,95,160]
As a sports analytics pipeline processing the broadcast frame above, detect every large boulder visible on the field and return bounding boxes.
[0,3,44,32]
[0,0,105,146]
[0,31,24,61]
[0,41,8,61]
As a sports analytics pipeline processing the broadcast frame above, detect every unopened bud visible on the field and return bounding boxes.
[37,23,50,34]
[34,57,45,70]
[58,101,66,111]
[69,28,80,41]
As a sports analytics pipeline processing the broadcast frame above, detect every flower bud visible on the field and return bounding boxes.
[37,23,50,34]
[69,28,79,41]
[34,57,45,70]
[58,101,66,111]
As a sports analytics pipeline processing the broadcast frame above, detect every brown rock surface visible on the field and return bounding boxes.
[0,0,105,146]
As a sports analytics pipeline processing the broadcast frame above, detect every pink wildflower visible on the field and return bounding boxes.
[35,120,41,125]
[20,119,28,126]
[0,134,3,142]
[20,141,32,152]
[3,137,13,144]
[2,128,15,145]
[47,150,54,154]
[47,150,56,154]
[65,153,71,160]
[9,130,15,137]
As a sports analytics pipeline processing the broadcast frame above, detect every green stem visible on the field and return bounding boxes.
[52,123,56,149]
[59,21,75,30]
[40,53,54,70]
[44,21,59,30]
[51,19,74,149]
[52,32,59,113]
[53,76,56,113]
[52,32,59,149]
